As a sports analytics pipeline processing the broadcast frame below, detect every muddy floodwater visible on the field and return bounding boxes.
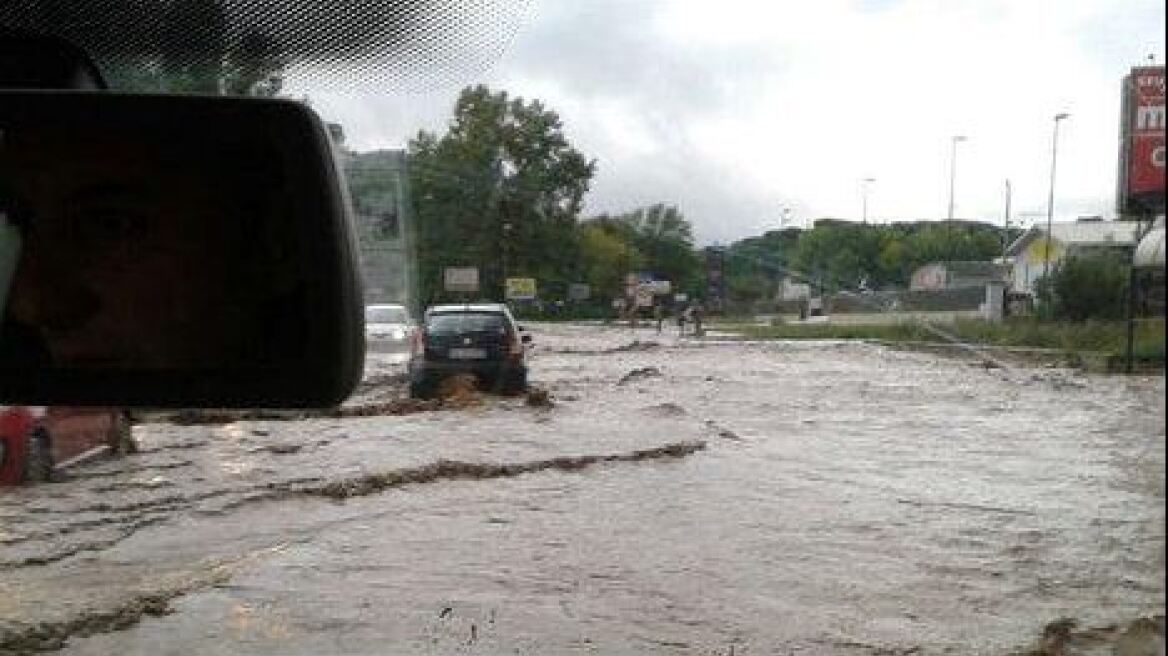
[1,323,1163,655]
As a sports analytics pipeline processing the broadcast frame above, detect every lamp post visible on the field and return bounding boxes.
[861,178,876,224]
[945,136,967,266]
[1042,113,1070,300]
[947,135,967,221]
[775,207,793,299]
[1002,179,1011,259]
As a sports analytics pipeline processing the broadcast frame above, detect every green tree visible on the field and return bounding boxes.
[408,85,596,304]
[787,219,1009,292]
[876,238,911,286]
[578,222,639,300]
[722,228,801,310]
[616,203,701,293]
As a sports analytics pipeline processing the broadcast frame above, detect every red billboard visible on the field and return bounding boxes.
[1119,66,1166,213]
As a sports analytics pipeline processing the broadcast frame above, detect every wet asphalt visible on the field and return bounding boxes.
[1,323,1163,655]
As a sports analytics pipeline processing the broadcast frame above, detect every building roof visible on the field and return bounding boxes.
[1005,220,1141,256]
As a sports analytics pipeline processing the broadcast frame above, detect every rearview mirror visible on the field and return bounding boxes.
[0,91,364,407]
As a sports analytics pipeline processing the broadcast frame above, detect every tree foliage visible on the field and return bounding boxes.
[720,220,1015,296]
[1040,252,1130,321]
[407,85,596,304]
[616,203,700,294]
[102,0,287,95]
[578,221,639,300]
[343,84,1030,313]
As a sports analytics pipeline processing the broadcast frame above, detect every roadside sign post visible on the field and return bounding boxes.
[568,283,591,301]
[644,280,671,296]
[443,267,479,303]
[635,288,655,309]
[505,277,537,302]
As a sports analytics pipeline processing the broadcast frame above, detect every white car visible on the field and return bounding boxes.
[364,304,415,350]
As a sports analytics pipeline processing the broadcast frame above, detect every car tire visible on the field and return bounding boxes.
[481,373,503,395]
[23,429,53,484]
[409,379,432,400]
[503,370,528,395]
[110,413,138,455]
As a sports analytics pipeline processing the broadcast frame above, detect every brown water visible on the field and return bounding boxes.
[2,323,1163,654]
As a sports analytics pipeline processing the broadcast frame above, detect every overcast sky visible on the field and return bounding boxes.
[300,0,1166,245]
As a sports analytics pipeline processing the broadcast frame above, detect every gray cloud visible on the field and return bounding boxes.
[505,3,784,121]
[309,0,1166,246]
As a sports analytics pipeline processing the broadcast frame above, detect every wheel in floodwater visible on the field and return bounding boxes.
[22,428,53,484]
[110,413,138,455]
[502,370,528,395]
[409,378,434,400]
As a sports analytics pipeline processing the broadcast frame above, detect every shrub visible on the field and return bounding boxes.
[1038,253,1129,321]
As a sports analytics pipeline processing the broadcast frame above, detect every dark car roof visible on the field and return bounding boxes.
[426,303,509,314]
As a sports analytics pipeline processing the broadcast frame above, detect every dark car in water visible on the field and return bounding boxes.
[408,304,530,398]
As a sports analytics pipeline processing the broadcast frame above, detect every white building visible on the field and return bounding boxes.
[776,277,811,301]
[1004,219,1142,295]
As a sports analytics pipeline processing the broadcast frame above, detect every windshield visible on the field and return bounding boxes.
[426,312,507,336]
[365,306,408,324]
[2,2,1165,655]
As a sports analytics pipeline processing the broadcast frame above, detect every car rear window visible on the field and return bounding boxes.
[426,312,508,336]
[365,307,408,324]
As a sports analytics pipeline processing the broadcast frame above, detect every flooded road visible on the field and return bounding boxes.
[1,323,1163,654]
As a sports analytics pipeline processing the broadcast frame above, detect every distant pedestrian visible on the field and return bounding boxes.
[677,305,687,336]
[692,302,704,337]
[653,304,665,334]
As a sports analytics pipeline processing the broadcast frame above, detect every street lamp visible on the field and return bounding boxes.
[1002,179,1012,259]
[861,178,876,224]
[1042,113,1070,299]
[946,135,967,221]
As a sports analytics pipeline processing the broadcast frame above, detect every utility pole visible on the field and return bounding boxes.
[947,135,967,221]
[861,178,876,224]
[776,207,793,302]
[946,136,967,266]
[1042,113,1070,304]
[1002,179,1012,259]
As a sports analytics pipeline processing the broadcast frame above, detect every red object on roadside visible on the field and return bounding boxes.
[410,327,426,358]
[0,406,35,485]
[0,406,127,486]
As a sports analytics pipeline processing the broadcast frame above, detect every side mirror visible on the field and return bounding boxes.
[0,91,364,407]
